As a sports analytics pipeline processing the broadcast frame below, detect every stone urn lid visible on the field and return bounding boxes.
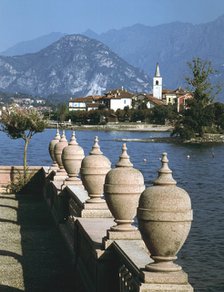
[105,143,144,186]
[62,131,84,159]
[81,136,111,174]
[49,127,60,163]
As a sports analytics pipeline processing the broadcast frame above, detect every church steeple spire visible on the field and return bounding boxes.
[155,63,161,77]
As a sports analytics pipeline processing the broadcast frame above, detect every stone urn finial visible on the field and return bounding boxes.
[54,130,68,173]
[116,143,133,168]
[48,126,61,168]
[137,152,193,272]
[153,153,176,186]
[62,131,85,184]
[104,143,145,231]
[81,136,111,203]
[90,136,103,155]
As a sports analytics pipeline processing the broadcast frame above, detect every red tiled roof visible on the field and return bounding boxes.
[135,94,165,106]
[70,95,102,102]
[104,88,133,99]
[163,88,190,96]
[146,95,165,106]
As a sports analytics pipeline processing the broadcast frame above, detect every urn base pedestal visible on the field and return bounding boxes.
[63,177,83,187]
[145,256,182,272]
[85,196,106,204]
[140,270,193,291]
[104,229,142,248]
[81,202,112,218]
[53,173,67,181]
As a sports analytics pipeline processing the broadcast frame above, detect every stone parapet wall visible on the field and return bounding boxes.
[0,164,194,291]
[42,168,193,292]
[0,165,46,193]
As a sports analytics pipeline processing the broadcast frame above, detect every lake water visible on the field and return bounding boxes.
[0,128,223,292]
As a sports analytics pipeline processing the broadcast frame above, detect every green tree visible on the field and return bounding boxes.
[207,102,224,131]
[57,103,68,123]
[173,58,221,139]
[0,107,47,181]
[151,104,177,125]
[186,58,220,105]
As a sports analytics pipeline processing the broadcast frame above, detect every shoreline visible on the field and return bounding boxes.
[47,123,173,132]
[47,123,224,144]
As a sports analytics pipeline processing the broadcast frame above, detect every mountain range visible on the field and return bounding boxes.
[1,15,224,100]
[88,15,224,91]
[0,35,149,98]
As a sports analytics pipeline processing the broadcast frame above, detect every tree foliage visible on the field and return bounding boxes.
[57,103,69,123]
[0,107,47,187]
[172,58,222,140]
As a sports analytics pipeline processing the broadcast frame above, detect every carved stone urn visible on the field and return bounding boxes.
[80,136,111,203]
[62,131,84,184]
[137,153,193,272]
[104,143,145,231]
[54,130,68,173]
[49,127,60,168]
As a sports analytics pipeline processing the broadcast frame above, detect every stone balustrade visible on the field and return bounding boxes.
[0,129,194,292]
[44,129,194,291]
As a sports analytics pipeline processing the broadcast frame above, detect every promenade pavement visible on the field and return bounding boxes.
[0,193,84,292]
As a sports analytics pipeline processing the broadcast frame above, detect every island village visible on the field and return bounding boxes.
[0,63,193,120]
[68,64,192,114]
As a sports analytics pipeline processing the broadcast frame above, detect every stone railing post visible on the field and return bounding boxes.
[62,131,84,186]
[48,126,60,170]
[137,152,193,291]
[104,143,145,244]
[81,136,111,203]
[79,136,112,217]
[53,130,68,180]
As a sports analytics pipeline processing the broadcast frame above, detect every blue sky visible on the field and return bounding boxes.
[0,0,224,51]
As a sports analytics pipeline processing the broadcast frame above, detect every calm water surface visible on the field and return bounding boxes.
[0,129,223,292]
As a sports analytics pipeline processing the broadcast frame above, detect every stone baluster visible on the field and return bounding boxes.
[137,152,193,291]
[54,130,68,177]
[48,126,60,169]
[104,143,145,243]
[80,136,111,203]
[62,131,84,186]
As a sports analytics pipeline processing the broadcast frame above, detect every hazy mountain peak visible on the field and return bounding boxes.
[0,34,149,98]
[1,32,67,56]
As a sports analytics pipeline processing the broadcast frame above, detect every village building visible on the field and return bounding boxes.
[132,93,164,109]
[100,88,133,111]
[68,95,102,111]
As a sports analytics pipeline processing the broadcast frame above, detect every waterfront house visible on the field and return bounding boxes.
[132,93,164,109]
[68,95,102,111]
[101,88,133,111]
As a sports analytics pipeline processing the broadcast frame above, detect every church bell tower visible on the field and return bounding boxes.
[153,63,162,99]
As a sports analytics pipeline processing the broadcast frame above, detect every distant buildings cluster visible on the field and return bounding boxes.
[69,64,192,113]
[0,95,51,117]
